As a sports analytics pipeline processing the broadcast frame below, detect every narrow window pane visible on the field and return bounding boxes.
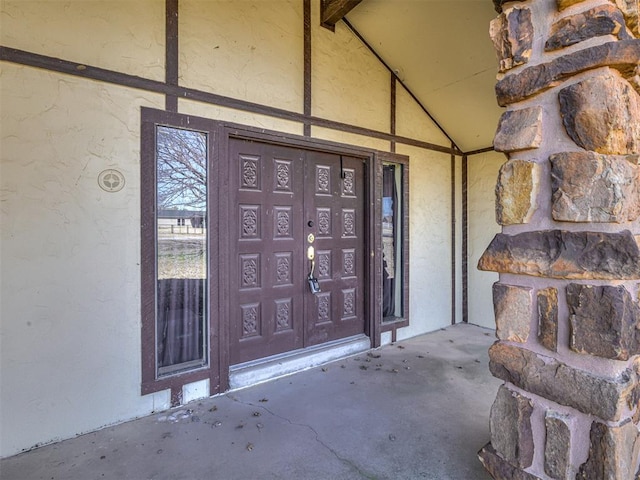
[382,163,404,320]
[156,126,208,375]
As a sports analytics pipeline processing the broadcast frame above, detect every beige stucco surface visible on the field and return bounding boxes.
[395,83,451,146]
[0,0,165,82]
[178,99,304,135]
[0,0,477,458]
[396,145,454,340]
[179,0,304,113]
[311,0,390,133]
[0,64,168,457]
[467,150,503,329]
[310,126,390,151]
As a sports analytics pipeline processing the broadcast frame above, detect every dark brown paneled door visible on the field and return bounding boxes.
[303,150,365,347]
[229,138,365,365]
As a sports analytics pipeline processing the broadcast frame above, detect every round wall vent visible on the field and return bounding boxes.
[98,169,125,192]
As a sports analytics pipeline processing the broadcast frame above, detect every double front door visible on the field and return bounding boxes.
[228,138,366,365]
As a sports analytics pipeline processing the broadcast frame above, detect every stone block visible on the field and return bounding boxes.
[493,283,533,342]
[495,40,640,106]
[557,0,588,10]
[478,230,640,280]
[496,159,540,225]
[559,72,640,155]
[544,411,572,479]
[546,4,631,51]
[551,152,640,223]
[489,342,637,421]
[490,385,534,469]
[493,0,528,14]
[577,420,640,480]
[567,283,640,361]
[478,443,542,480]
[490,7,534,72]
[538,288,558,352]
[614,0,640,36]
[631,381,640,424]
[494,107,543,153]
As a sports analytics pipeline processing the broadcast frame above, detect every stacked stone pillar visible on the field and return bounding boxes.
[479,1,640,479]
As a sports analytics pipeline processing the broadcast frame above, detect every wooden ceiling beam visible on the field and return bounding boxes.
[321,0,362,30]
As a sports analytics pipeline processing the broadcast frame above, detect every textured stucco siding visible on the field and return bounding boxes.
[0,63,168,457]
[467,150,503,329]
[311,0,390,133]
[396,145,454,340]
[396,83,451,146]
[179,0,304,113]
[178,98,305,135]
[1,0,165,81]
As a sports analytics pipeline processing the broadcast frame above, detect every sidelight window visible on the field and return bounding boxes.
[141,108,386,396]
[141,108,220,399]
[380,157,409,329]
[155,126,209,375]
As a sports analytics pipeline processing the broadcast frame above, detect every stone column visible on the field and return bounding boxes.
[479,1,640,479]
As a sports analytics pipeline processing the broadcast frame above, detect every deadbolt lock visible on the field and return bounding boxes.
[307,233,315,243]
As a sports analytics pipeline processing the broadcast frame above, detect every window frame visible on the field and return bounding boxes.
[140,108,221,404]
[141,108,407,399]
[374,152,410,335]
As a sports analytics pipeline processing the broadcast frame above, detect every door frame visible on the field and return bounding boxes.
[216,123,380,390]
[141,107,400,399]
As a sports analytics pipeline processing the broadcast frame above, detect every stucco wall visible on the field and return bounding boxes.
[1,0,466,457]
[467,150,504,329]
[1,0,165,81]
[178,98,305,135]
[395,83,451,146]
[311,1,390,132]
[180,0,304,113]
[0,64,169,457]
[396,145,454,340]
[310,126,390,151]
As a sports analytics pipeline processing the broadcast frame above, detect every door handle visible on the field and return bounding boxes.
[307,247,320,294]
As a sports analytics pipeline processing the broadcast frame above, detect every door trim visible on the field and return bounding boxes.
[217,123,378,389]
[375,152,411,340]
[229,334,370,390]
[140,107,390,400]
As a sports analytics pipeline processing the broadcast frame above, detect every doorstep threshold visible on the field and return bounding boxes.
[229,334,371,390]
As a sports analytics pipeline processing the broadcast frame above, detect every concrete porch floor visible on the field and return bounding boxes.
[1,324,501,480]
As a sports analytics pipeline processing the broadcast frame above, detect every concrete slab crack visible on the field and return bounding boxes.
[226,394,377,479]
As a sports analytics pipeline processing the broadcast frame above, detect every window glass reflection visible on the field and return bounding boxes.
[156,126,208,374]
[382,163,404,320]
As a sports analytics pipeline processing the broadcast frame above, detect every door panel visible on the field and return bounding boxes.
[229,139,365,365]
[229,139,305,365]
[304,151,365,346]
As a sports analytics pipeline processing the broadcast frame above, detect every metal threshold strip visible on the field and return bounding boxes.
[229,334,371,390]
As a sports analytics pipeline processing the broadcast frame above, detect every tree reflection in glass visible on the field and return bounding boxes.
[155,126,208,374]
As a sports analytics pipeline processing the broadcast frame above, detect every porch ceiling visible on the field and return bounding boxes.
[346,0,503,153]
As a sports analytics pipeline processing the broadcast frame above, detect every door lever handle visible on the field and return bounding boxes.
[307,258,321,294]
